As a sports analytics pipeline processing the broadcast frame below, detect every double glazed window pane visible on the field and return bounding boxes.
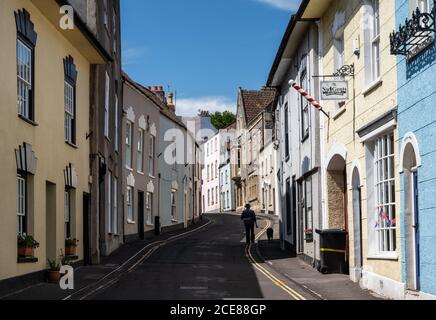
[17,40,32,119]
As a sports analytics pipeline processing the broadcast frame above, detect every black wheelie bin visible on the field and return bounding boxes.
[316,229,348,275]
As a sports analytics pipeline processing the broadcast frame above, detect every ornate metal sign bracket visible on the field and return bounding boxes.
[312,63,355,79]
[390,1,436,59]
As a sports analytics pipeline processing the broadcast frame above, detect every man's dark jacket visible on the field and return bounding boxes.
[241,209,257,226]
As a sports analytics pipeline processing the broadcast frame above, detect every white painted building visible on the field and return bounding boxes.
[201,133,221,213]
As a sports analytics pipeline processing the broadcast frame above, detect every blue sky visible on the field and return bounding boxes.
[121,0,299,116]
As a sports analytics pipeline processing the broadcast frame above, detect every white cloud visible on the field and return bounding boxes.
[254,0,300,11]
[175,96,236,117]
[122,47,147,66]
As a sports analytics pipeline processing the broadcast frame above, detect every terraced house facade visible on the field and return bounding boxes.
[0,0,108,281]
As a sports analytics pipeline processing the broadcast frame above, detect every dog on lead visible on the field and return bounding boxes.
[267,228,274,241]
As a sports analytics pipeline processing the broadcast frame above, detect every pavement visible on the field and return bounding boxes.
[255,215,381,300]
[1,213,381,300]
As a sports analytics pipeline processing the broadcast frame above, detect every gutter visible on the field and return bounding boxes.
[266,0,311,86]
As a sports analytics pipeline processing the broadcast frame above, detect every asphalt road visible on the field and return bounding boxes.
[89,214,315,300]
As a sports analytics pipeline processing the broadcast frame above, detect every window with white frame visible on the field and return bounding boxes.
[171,190,177,219]
[126,121,133,169]
[127,186,134,222]
[370,0,381,83]
[107,172,112,233]
[207,165,210,182]
[211,188,214,205]
[284,103,290,159]
[146,192,153,225]
[226,191,229,209]
[115,95,119,152]
[104,72,110,138]
[301,67,310,139]
[304,177,313,232]
[374,133,396,252]
[17,40,33,120]
[215,161,218,178]
[149,135,155,176]
[211,164,214,180]
[216,187,218,205]
[64,81,75,144]
[137,129,144,173]
[208,190,210,206]
[113,177,118,234]
[17,175,27,236]
[64,190,71,239]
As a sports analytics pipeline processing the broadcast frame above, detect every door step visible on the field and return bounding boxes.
[405,289,420,300]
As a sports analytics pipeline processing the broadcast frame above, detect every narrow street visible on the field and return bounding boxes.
[85,214,313,300]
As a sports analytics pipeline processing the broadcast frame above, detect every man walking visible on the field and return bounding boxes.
[241,204,258,246]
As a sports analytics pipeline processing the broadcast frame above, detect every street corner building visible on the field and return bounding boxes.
[121,74,161,242]
[0,0,110,282]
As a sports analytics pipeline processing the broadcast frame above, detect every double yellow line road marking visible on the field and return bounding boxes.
[246,218,306,301]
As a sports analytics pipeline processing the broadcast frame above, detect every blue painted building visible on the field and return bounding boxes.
[393,0,436,299]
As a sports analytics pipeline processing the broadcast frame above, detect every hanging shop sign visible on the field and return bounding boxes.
[320,80,349,100]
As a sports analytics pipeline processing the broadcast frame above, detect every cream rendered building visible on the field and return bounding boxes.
[309,0,402,298]
[0,0,106,281]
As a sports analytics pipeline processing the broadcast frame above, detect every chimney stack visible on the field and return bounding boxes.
[167,92,175,114]
[151,86,165,102]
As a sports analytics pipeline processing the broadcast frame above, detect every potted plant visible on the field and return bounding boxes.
[47,259,61,284]
[65,238,79,256]
[17,234,40,257]
[304,228,313,242]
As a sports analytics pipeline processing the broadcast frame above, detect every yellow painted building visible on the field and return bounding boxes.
[0,0,105,281]
[305,0,403,298]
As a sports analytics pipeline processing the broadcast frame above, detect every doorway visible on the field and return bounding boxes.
[46,182,57,262]
[351,167,363,280]
[138,191,145,240]
[403,143,420,291]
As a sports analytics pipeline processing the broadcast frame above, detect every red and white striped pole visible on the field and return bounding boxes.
[289,80,330,118]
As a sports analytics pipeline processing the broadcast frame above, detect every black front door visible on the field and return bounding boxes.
[138,191,145,240]
[83,192,91,265]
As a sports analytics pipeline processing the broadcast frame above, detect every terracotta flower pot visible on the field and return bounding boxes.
[65,245,76,256]
[47,271,61,284]
[18,246,33,257]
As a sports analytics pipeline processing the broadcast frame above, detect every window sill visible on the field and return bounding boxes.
[171,219,178,223]
[64,255,79,261]
[363,78,383,96]
[17,256,38,264]
[65,141,78,149]
[18,115,38,127]
[149,175,156,179]
[137,171,145,176]
[367,252,398,261]
[126,167,133,172]
[332,107,346,120]
[127,219,136,224]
